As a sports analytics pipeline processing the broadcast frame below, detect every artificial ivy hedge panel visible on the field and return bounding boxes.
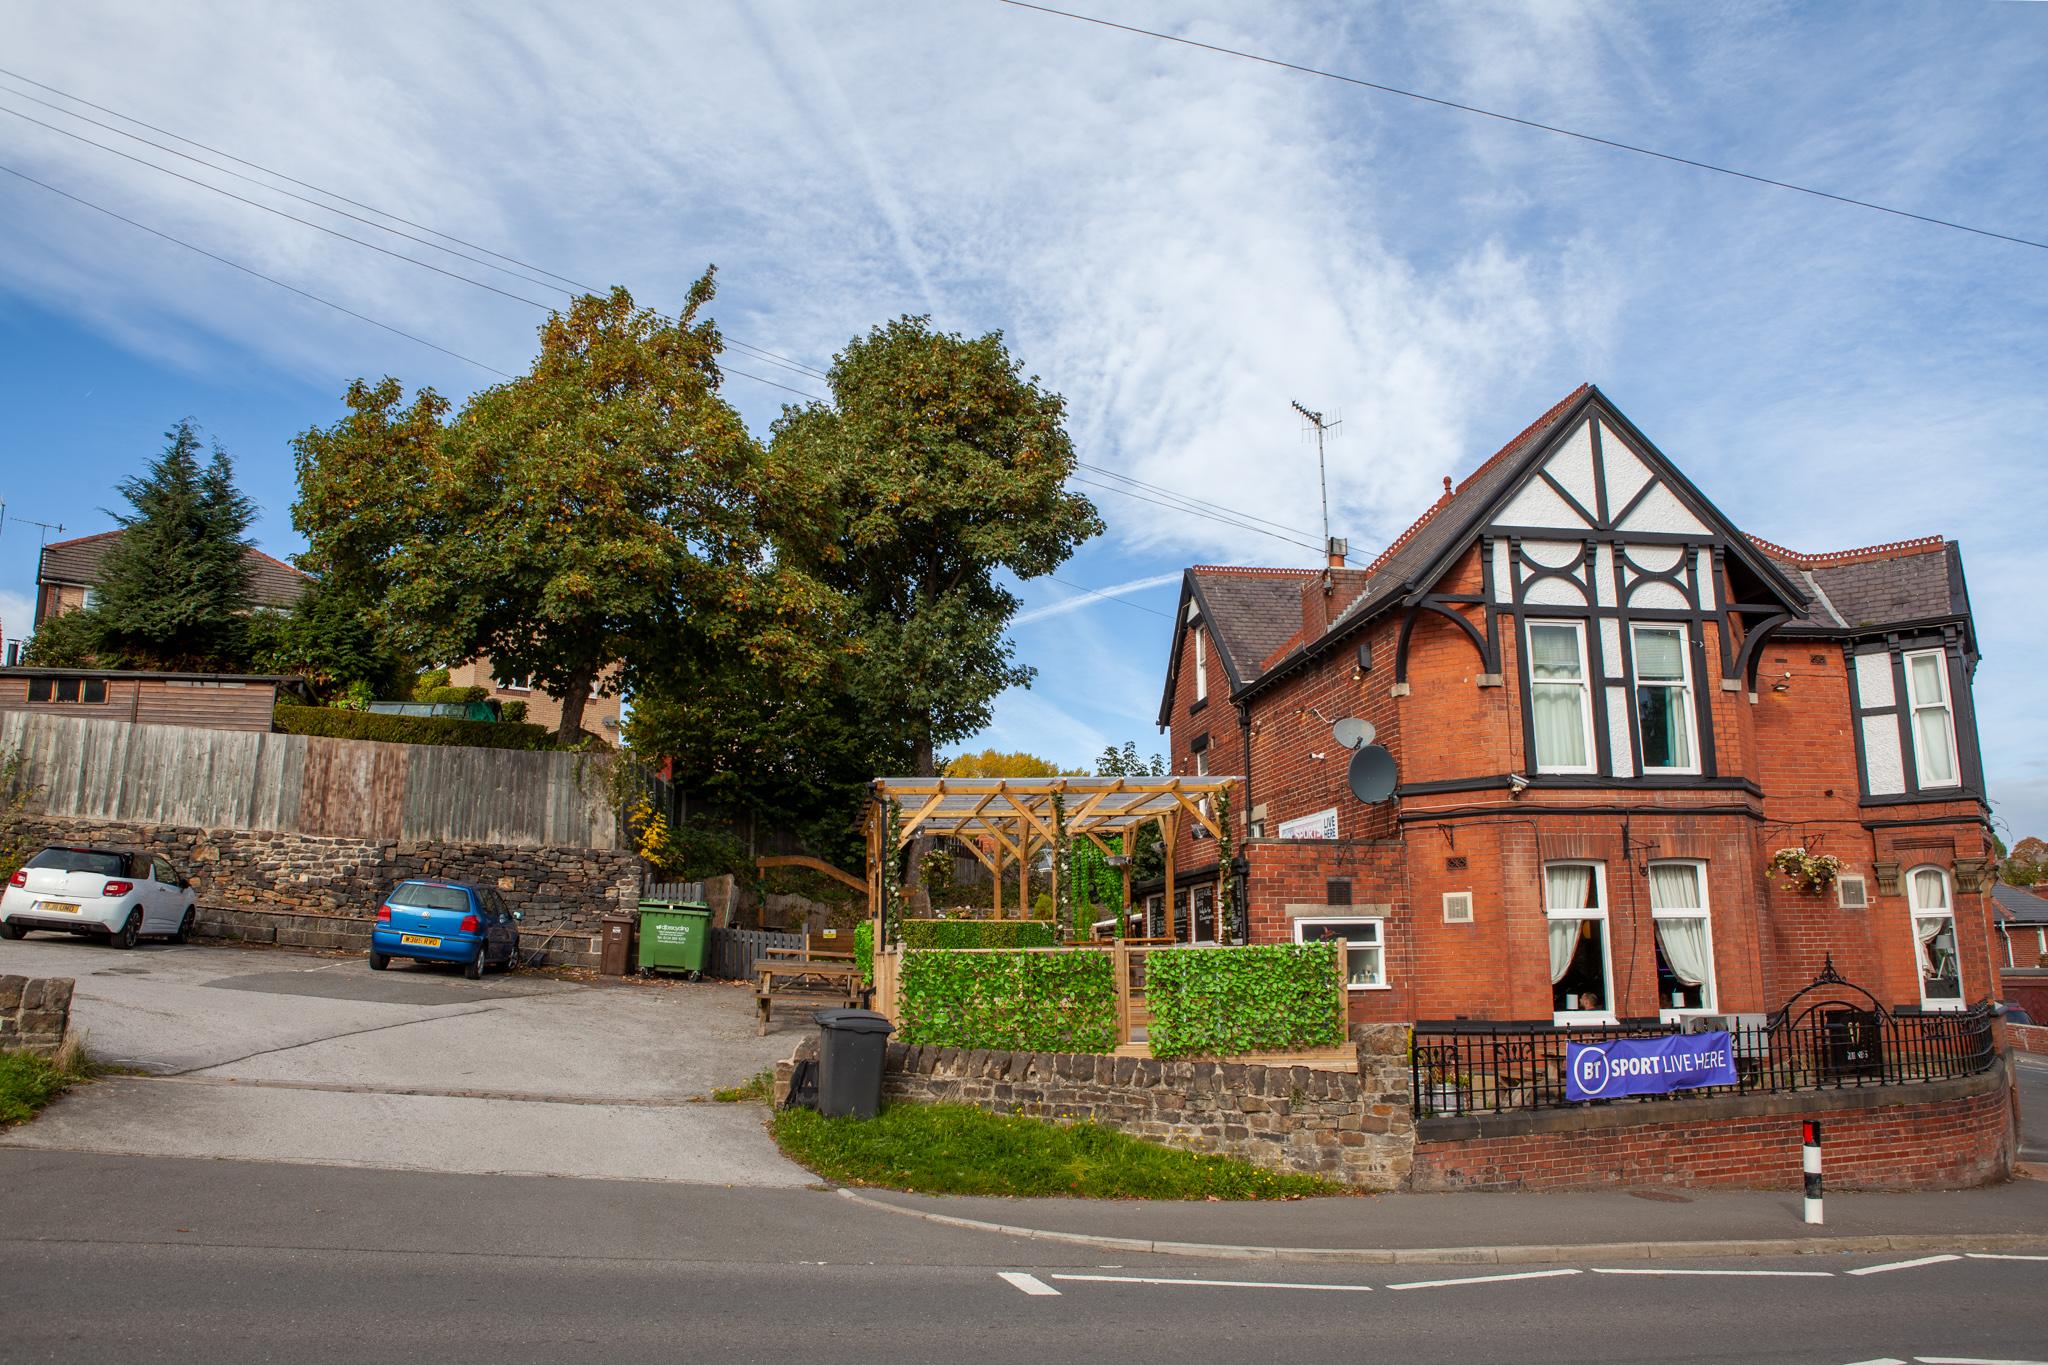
[898,949,1117,1054]
[1144,944,1345,1059]
[853,921,875,987]
[898,919,1057,951]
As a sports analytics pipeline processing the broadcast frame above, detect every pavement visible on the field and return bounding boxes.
[2,1149,2044,1365]
[0,935,813,1184]
[2020,1050,2047,1164]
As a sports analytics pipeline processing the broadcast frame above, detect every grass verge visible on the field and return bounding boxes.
[712,1069,773,1103]
[0,1040,98,1126]
[770,1101,1342,1199]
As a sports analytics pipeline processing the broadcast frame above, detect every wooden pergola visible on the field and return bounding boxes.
[864,775,1241,940]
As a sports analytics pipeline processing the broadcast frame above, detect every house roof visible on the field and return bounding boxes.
[1164,384,1965,706]
[1992,882,2048,924]
[1751,536,1968,634]
[38,529,310,610]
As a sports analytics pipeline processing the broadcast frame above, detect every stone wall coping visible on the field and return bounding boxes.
[1416,1062,2010,1143]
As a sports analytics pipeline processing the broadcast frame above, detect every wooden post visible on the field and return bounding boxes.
[1335,937,1350,1034]
[1018,829,1029,920]
[1120,853,1132,938]
[1162,812,1177,942]
[993,845,1004,918]
[1113,938,1132,1046]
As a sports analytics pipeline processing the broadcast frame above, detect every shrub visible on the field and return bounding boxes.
[499,699,527,723]
[273,704,557,751]
[898,919,1057,951]
[1144,944,1345,1058]
[898,948,1116,1053]
[420,684,489,705]
[411,668,451,698]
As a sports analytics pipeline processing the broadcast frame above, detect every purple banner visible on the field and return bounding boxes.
[1565,1031,1737,1102]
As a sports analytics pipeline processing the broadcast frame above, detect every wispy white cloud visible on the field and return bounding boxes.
[1011,571,1182,627]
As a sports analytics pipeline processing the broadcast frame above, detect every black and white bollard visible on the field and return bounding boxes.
[1802,1120,1823,1225]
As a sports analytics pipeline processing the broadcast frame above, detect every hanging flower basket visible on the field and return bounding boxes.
[1771,846,1842,894]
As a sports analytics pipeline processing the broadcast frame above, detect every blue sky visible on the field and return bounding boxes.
[1,1,2043,836]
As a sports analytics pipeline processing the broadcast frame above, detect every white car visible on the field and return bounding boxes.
[2,846,198,949]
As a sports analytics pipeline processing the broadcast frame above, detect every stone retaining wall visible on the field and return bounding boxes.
[779,1025,1417,1189]
[19,817,636,969]
[0,976,73,1055]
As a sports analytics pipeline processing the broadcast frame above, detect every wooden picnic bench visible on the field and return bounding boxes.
[754,959,865,1035]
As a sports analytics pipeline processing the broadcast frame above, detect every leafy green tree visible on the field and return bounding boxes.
[93,421,257,670]
[770,316,1100,884]
[1095,740,1166,882]
[943,749,1077,778]
[22,607,108,667]
[2003,835,2047,887]
[294,275,835,744]
[248,576,413,702]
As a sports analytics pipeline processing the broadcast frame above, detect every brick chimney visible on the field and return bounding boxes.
[1327,536,1348,570]
[2031,881,2048,901]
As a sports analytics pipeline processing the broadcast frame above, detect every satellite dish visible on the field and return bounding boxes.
[1331,717,1374,751]
[1347,744,1397,804]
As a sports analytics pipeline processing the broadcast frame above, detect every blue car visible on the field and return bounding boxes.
[370,879,521,979]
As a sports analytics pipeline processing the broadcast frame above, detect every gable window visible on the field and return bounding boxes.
[1528,622,1595,773]
[1192,627,1208,703]
[1648,861,1716,1018]
[1903,650,1959,788]
[1294,916,1386,988]
[1633,625,1696,772]
[1907,865,1963,1010]
[1545,861,1613,1024]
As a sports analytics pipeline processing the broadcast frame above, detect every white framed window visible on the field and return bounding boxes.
[1192,626,1208,702]
[1647,860,1717,1020]
[1903,649,1959,788]
[1528,621,1596,773]
[496,672,533,693]
[1294,916,1386,989]
[1907,865,1963,1010]
[1632,624,1697,773]
[1442,891,1474,924]
[1192,747,1212,838]
[1544,861,1613,1024]
[1836,874,1869,910]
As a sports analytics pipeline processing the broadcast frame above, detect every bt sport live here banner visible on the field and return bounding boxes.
[1565,1031,1738,1102]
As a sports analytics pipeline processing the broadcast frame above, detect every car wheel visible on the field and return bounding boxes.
[0,923,27,940]
[464,947,485,981]
[368,951,388,971]
[170,906,195,945]
[109,910,142,950]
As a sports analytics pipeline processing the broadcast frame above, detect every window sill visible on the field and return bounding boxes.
[1346,982,1392,992]
[1658,1008,1718,1024]
[1188,697,1209,716]
[1552,1012,1618,1027]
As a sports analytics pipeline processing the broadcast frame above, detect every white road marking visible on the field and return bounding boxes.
[1837,1358,1906,1365]
[1591,1267,1833,1278]
[1846,1254,1961,1276]
[1915,1357,2048,1365]
[1050,1274,1371,1293]
[998,1272,1060,1297]
[1965,1252,2048,1261]
[1387,1268,1581,1290]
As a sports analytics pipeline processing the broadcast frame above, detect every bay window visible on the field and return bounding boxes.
[1528,622,1595,773]
[1648,861,1716,1018]
[1545,861,1612,1023]
[1632,625,1696,772]
[1907,865,1963,1009]
[1903,650,1959,788]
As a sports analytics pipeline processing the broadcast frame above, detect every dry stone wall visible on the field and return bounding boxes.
[0,976,73,1055]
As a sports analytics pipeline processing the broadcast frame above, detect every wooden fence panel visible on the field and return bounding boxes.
[300,734,407,839]
[707,927,803,980]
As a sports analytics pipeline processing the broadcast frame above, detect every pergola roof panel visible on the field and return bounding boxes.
[869,775,1240,836]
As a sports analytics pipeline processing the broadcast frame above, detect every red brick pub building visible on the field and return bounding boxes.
[1151,384,1997,1029]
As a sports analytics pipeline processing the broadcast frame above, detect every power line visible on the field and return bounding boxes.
[1,103,558,309]
[0,161,516,377]
[0,62,594,292]
[1069,473,1323,553]
[999,0,2048,253]
[1075,459,1319,540]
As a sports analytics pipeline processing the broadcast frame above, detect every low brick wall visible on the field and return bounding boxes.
[0,976,73,1055]
[780,1025,1416,1189]
[2012,1022,2048,1057]
[19,817,635,968]
[1412,1062,2017,1193]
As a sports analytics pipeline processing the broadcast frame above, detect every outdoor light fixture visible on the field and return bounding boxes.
[1508,772,1531,796]
[1104,855,1131,869]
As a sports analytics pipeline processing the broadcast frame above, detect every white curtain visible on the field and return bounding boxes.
[1634,628,1685,680]
[1529,627,1588,767]
[1656,917,1711,988]
[1914,915,1948,977]
[1909,655,1956,783]
[1549,919,1582,984]
[1909,867,1949,913]
[1647,863,1701,911]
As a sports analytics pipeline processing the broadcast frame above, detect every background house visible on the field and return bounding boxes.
[1155,384,1994,1026]
[34,528,308,625]
[1992,881,2048,1018]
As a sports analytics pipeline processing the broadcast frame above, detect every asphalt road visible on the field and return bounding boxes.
[0,1150,2042,1365]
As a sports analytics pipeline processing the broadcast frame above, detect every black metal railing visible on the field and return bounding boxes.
[1412,1004,1998,1119]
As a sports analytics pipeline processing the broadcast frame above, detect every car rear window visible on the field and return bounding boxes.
[387,883,471,912]
[26,848,127,877]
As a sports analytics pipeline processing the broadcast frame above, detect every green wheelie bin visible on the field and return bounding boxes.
[636,900,712,979]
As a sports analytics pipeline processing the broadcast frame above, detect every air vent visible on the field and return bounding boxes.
[1326,878,1352,906]
[1446,856,1468,872]
[1442,891,1473,923]
[1836,874,1869,910]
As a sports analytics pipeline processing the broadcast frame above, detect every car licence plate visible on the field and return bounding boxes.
[400,934,441,947]
[38,901,81,914]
